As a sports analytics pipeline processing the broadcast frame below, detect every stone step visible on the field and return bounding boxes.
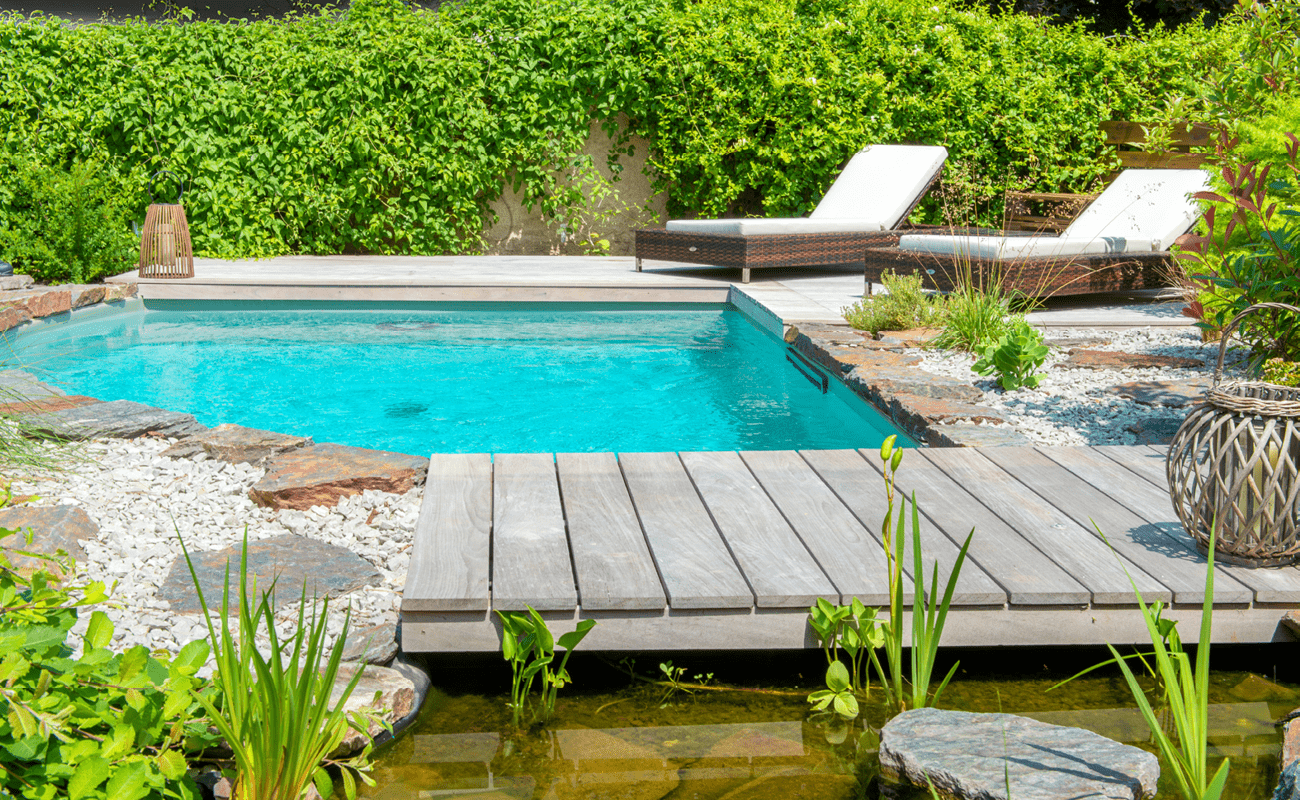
[250,442,427,510]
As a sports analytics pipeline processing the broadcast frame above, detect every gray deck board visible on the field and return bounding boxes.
[491,453,577,611]
[403,446,1300,652]
[982,447,1253,606]
[681,451,837,608]
[796,449,1006,606]
[1088,445,1300,604]
[403,453,492,611]
[739,449,894,606]
[619,452,753,609]
[556,452,666,611]
[921,448,1171,604]
[856,449,1090,605]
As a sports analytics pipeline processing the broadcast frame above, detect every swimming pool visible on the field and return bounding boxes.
[7,300,908,454]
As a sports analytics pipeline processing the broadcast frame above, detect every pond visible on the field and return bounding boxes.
[362,649,1294,800]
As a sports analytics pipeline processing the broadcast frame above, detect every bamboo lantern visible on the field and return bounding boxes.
[137,170,194,279]
[1167,302,1300,567]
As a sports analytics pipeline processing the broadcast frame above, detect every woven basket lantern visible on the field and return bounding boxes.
[1167,302,1300,567]
[137,171,193,279]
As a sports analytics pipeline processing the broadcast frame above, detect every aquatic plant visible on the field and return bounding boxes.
[876,436,973,712]
[180,532,377,800]
[497,607,596,726]
[807,661,859,720]
[1103,524,1230,800]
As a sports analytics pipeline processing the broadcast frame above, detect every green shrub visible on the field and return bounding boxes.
[1260,358,1300,387]
[842,270,944,334]
[0,0,1241,262]
[0,157,138,284]
[0,498,213,800]
[971,321,1050,391]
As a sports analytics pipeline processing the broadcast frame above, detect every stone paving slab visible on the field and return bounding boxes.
[24,400,208,441]
[880,708,1159,800]
[0,504,98,572]
[1062,349,1204,370]
[0,275,34,291]
[250,442,428,510]
[159,534,383,613]
[0,395,100,417]
[0,370,66,399]
[163,423,313,466]
[1109,378,1210,407]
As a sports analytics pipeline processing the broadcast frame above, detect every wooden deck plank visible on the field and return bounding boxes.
[403,453,492,611]
[739,450,893,606]
[853,449,1089,605]
[681,451,837,608]
[619,452,754,609]
[1088,445,1300,604]
[556,452,666,611]
[983,447,1253,605]
[796,449,1007,606]
[491,453,576,611]
[921,448,1171,604]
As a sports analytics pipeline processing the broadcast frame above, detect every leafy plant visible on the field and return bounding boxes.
[0,156,137,284]
[875,436,973,712]
[1101,524,1231,800]
[497,607,595,726]
[0,492,211,800]
[808,597,884,703]
[807,661,859,720]
[1261,357,1300,386]
[971,323,1050,391]
[843,271,945,335]
[180,532,377,800]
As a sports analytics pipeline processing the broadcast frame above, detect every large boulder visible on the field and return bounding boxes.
[250,443,426,510]
[879,708,1159,800]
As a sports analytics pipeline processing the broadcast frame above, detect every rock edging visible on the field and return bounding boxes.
[784,323,1031,447]
[0,280,138,333]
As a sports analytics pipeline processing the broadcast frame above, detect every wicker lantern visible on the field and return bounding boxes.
[1167,302,1300,567]
[137,171,193,279]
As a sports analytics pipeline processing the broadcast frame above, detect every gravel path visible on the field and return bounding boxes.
[9,437,416,656]
[920,327,1246,446]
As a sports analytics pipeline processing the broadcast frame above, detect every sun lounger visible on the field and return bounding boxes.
[634,144,948,283]
[862,168,1211,297]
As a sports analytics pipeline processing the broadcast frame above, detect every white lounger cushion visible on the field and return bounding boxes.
[898,233,1153,260]
[663,144,948,235]
[665,217,887,235]
[900,168,1209,259]
[1061,169,1211,251]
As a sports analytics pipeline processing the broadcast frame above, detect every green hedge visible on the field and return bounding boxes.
[0,0,1242,278]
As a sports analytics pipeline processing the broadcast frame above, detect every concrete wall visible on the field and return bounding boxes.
[483,117,667,257]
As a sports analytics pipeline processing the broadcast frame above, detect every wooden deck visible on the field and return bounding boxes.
[400,445,1300,652]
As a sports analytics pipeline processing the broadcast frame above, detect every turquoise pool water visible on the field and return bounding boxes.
[7,301,906,454]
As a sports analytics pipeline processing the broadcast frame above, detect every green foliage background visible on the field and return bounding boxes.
[0,0,1244,279]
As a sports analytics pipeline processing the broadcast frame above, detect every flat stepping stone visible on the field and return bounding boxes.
[162,423,313,466]
[0,370,66,399]
[1124,415,1186,445]
[1109,378,1209,407]
[250,442,427,510]
[0,504,98,572]
[159,534,383,613]
[23,399,208,440]
[1063,349,1203,371]
[0,395,99,417]
[880,708,1159,800]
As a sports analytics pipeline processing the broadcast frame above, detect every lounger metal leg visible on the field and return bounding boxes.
[635,257,642,273]
[742,268,751,284]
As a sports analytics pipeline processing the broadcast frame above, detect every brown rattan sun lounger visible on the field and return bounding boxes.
[864,169,1210,298]
[634,144,947,283]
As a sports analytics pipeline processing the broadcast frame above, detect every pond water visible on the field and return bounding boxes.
[363,651,1295,800]
[8,300,906,454]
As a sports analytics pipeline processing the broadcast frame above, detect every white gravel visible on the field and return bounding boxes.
[8,437,417,657]
[918,326,1248,445]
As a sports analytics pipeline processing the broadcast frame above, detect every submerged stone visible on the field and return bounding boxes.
[24,399,207,440]
[879,708,1159,800]
[250,442,426,510]
[158,534,383,613]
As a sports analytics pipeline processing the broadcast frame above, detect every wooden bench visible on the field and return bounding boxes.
[1003,120,1211,234]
